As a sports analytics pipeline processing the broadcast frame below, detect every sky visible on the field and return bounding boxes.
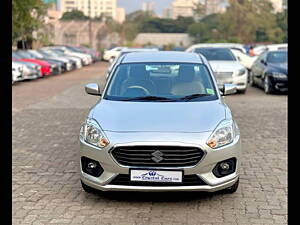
[117,0,175,15]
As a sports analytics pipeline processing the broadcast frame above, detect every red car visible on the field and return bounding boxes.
[12,51,51,76]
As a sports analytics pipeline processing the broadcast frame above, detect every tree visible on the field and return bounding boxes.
[12,0,48,44]
[60,10,89,20]
[188,0,286,44]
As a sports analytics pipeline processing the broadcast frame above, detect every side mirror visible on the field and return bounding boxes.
[85,83,101,96]
[220,83,237,96]
[237,56,241,61]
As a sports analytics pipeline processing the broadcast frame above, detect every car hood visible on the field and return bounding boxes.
[208,60,244,72]
[268,62,287,74]
[91,100,226,133]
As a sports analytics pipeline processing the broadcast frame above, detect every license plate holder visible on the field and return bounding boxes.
[130,169,183,183]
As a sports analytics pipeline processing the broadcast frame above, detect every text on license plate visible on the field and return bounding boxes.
[130,169,183,183]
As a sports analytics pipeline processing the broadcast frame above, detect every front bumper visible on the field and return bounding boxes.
[80,131,241,192]
[270,76,288,91]
[216,73,248,91]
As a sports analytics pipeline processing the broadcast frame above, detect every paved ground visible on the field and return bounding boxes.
[12,62,287,225]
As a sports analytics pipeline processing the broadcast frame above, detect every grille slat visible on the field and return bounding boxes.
[111,146,204,167]
[110,174,207,186]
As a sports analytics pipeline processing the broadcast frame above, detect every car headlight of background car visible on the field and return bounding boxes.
[79,118,109,148]
[237,68,247,76]
[207,120,240,149]
[271,72,287,79]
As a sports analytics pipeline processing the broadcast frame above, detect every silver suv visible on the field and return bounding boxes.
[79,51,241,193]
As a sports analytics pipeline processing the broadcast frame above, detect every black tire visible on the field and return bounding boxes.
[264,76,273,94]
[81,180,98,193]
[225,178,239,194]
[238,88,247,94]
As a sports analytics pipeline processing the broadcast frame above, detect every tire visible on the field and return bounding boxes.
[264,76,273,94]
[238,88,247,94]
[81,180,98,193]
[249,72,255,87]
[225,178,239,194]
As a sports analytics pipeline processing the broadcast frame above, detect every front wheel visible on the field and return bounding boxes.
[249,72,255,87]
[264,76,273,94]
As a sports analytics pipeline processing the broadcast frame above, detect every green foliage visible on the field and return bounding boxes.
[60,10,89,20]
[188,0,287,44]
[12,0,48,43]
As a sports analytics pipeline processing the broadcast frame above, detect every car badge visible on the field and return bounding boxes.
[151,150,164,163]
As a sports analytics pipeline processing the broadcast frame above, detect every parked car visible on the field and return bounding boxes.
[107,48,159,74]
[192,47,248,93]
[252,43,287,56]
[12,51,51,76]
[103,46,126,62]
[186,43,247,54]
[250,50,287,94]
[12,59,42,78]
[12,61,24,84]
[28,49,72,73]
[46,46,92,66]
[79,51,241,194]
[78,46,101,62]
[231,49,257,70]
[18,50,63,75]
[38,49,80,70]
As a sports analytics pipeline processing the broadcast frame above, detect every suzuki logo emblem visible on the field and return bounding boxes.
[151,150,164,163]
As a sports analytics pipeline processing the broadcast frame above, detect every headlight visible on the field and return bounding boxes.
[206,120,239,149]
[272,72,287,79]
[237,68,246,76]
[79,118,109,148]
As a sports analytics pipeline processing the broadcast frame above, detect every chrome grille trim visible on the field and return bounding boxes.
[111,146,205,167]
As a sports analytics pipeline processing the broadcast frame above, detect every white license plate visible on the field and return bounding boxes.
[130,170,183,183]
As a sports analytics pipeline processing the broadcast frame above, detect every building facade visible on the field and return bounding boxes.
[171,0,199,19]
[134,33,193,47]
[115,7,125,23]
[60,0,121,20]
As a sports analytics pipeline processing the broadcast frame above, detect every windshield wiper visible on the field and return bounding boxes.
[180,93,212,101]
[121,96,177,102]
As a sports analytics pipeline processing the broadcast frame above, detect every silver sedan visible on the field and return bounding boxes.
[79,51,241,194]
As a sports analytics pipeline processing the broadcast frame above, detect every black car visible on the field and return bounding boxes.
[250,50,287,94]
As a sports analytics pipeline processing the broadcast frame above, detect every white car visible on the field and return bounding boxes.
[252,43,287,56]
[186,43,247,54]
[231,49,257,70]
[12,61,23,84]
[192,47,248,93]
[107,48,160,75]
[103,46,126,62]
[46,47,92,66]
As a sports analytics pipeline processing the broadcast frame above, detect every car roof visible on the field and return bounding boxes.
[267,49,287,53]
[121,51,203,64]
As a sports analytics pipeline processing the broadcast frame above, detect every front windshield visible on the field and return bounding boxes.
[104,63,218,102]
[267,51,287,63]
[194,48,236,61]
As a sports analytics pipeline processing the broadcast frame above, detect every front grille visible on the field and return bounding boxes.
[111,146,204,167]
[110,174,207,186]
[214,72,233,77]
